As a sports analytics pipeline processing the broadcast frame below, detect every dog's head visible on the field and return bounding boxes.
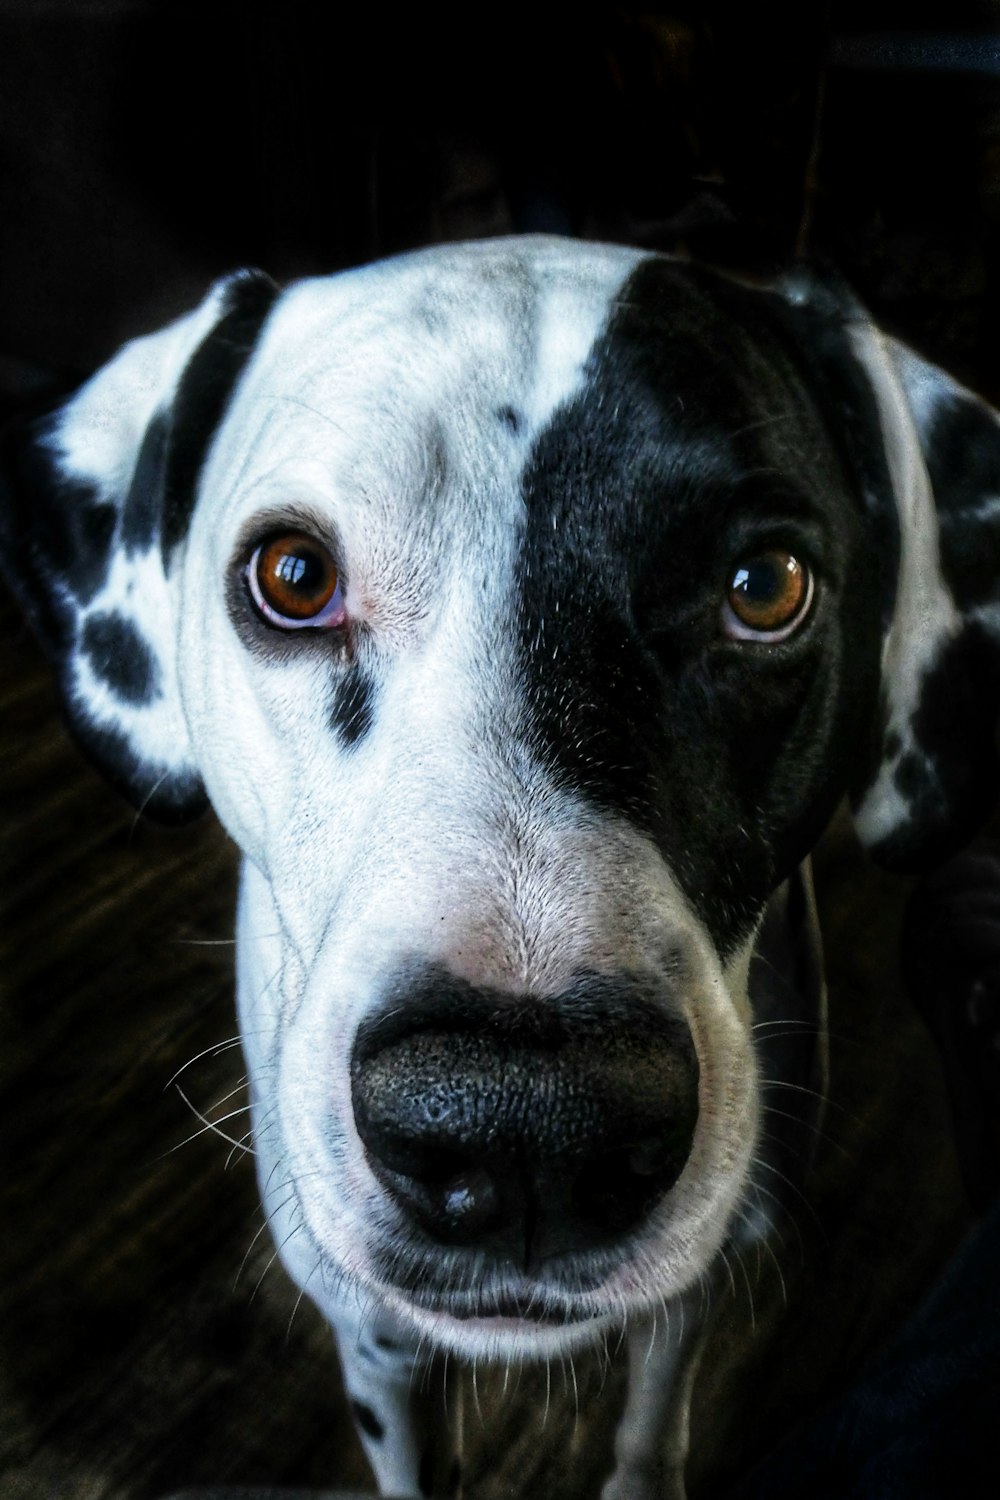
[4,238,999,1356]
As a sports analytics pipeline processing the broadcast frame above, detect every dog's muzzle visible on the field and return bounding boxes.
[351,970,699,1271]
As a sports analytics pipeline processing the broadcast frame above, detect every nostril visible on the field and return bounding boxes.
[376,1155,503,1243]
[573,1124,696,1237]
[629,1135,672,1177]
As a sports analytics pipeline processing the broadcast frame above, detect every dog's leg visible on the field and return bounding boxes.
[334,1302,462,1498]
[601,1283,712,1500]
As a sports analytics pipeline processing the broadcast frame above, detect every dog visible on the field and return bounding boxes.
[2,236,998,1499]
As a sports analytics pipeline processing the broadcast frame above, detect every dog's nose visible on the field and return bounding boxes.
[350,976,698,1267]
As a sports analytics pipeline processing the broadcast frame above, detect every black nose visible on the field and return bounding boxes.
[350,973,699,1268]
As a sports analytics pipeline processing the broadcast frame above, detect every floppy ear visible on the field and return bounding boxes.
[0,269,277,822]
[850,330,1000,871]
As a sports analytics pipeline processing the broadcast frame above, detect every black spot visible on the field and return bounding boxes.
[350,1399,385,1443]
[938,507,1000,613]
[0,408,118,642]
[884,729,902,759]
[375,1334,401,1352]
[121,411,169,553]
[80,611,160,705]
[331,664,377,746]
[419,1445,436,1497]
[894,749,938,808]
[161,269,278,555]
[924,392,1000,612]
[874,623,1000,871]
[925,393,1000,522]
[498,404,523,433]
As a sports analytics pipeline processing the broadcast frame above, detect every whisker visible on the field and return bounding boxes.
[225,1125,257,1170]
[164,1036,244,1090]
[169,936,238,948]
[235,1194,297,1291]
[286,1257,321,1343]
[172,1083,255,1156]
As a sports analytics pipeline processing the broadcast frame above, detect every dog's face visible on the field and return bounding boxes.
[4,238,999,1358]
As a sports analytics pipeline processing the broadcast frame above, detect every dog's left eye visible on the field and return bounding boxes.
[246,532,346,629]
[723,550,813,641]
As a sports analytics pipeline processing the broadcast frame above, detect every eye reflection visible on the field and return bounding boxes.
[246,531,346,630]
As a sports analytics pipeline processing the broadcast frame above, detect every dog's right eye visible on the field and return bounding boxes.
[246,532,346,629]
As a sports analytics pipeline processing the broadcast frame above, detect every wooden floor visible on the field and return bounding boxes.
[0,583,974,1500]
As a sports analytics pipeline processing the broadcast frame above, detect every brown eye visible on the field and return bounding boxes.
[246,532,345,629]
[724,551,812,641]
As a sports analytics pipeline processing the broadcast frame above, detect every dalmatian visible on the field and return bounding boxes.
[2,236,999,1499]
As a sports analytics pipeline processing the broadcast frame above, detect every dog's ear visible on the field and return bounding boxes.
[851,333,1000,871]
[0,269,278,822]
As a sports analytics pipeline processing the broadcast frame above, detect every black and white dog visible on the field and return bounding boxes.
[2,237,998,1498]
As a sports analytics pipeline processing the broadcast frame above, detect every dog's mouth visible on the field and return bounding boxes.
[407,1284,594,1327]
[374,1272,617,1356]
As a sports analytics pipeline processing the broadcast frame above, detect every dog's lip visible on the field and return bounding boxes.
[406,1286,597,1327]
[451,1298,577,1326]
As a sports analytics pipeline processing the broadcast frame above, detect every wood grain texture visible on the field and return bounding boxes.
[0,584,972,1500]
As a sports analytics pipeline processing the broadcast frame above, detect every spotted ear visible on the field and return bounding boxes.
[0,269,277,822]
[851,331,1000,870]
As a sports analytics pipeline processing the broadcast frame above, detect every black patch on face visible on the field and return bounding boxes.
[514,258,886,953]
[331,663,377,747]
[498,404,523,433]
[161,269,278,555]
[350,1399,385,1442]
[80,610,160,705]
[924,394,1000,612]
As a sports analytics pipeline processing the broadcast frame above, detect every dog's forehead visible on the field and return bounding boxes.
[229,237,648,453]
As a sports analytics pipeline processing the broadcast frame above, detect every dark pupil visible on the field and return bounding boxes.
[275,547,323,592]
[734,558,781,602]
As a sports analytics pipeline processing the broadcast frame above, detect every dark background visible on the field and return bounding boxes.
[1,3,998,1498]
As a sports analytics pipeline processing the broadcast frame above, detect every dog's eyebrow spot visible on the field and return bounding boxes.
[350,1399,385,1442]
[893,749,928,805]
[80,610,160,705]
[498,404,523,433]
[330,664,377,748]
